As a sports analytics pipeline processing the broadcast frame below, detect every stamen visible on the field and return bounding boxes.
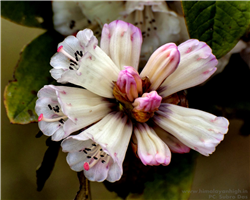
[38,114,67,123]
[83,144,110,171]
[57,45,78,63]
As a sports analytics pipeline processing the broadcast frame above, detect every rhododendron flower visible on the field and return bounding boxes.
[35,20,229,182]
[52,1,102,37]
[79,0,189,60]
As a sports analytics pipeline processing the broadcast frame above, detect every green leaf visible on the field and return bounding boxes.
[4,31,64,124]
[143,151,198,200]
[182,1,250,58]
[1,1,53,29]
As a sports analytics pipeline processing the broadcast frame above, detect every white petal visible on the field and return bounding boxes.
[121,1,174,16]
[153,103,229,156]
[153,125,190,154]
[133,123,171,166]
[101,20,142,71]
[53,86,114,135]
[78,1,124,26]
[159,39,218,98]
[59,47,120,98]
[52,1,89,36]
[80,112,133,169]
[106,162,122,182]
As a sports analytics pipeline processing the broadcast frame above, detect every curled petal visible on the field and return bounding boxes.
[101,20,142,71]
[140,43,180,91]
[133,123,171,166]
[153,103,229,156]
[159,39,218,97]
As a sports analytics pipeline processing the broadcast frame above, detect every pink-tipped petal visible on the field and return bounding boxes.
[153,103,229,156]
[159,39,218,98]
[100,20,142,71]
[133,123,171,166]
[140,43,180,91]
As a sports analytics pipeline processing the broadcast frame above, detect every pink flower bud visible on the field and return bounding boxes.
[133,91,162,112]
[116,66,142,102]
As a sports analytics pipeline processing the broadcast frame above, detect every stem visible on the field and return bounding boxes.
[74,172,92,200]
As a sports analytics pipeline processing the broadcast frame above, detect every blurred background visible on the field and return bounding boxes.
[1,18,249,200]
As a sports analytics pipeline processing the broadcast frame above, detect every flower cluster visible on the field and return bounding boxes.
[52,1,189,60]
[36,20,229,182]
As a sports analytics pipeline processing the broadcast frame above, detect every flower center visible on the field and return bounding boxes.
[113,67,162,123]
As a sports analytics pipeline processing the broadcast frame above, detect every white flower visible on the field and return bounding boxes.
[52,1,189,59]
[52,1,90,36]
[36,20,229,182]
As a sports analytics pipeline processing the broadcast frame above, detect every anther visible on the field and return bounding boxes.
[48,104,52,110]
[69,20,75,29]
